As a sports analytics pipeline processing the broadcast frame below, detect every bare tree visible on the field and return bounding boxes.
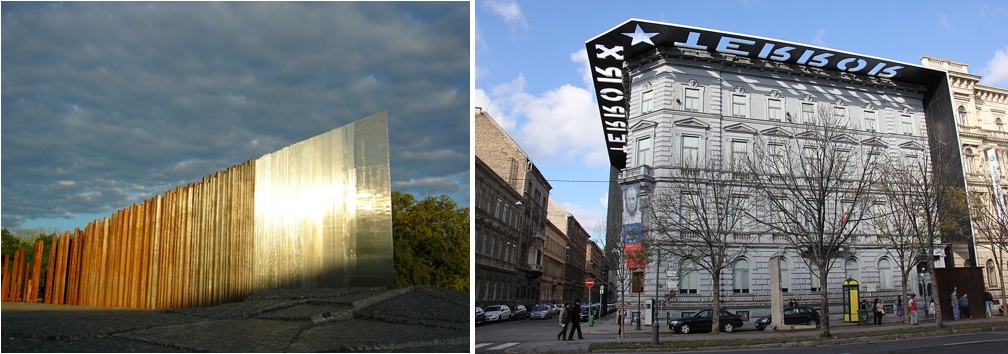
[645,159,756,334]
[874,156,928,324]
[877,133,967,329]
[742,105,884,338]
[966,173,1008,317]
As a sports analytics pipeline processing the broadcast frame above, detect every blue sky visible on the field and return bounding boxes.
[2,2,470,233]
[475,0,1008,245]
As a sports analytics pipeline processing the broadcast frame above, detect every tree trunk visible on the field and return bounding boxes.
[900,268,910,324]
[818,262,832,338]
[931,268,944,328]
[711,272,721,335]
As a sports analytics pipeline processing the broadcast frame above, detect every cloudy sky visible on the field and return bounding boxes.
[1,2,470,231]
[476,0,1008,244]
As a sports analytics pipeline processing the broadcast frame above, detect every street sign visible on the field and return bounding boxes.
[586,278,595,288]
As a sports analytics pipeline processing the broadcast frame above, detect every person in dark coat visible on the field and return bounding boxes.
[959,293,970,319]
[556,302,570,341]
[566,299,584,340]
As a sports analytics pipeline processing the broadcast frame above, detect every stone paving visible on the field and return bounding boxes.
[1,285,469,352]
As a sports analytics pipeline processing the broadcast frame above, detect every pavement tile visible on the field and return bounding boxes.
[119,318,307,352]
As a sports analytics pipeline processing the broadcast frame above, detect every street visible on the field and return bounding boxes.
[475,314,761,352]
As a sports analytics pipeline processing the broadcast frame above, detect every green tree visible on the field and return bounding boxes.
[391,191,469,292]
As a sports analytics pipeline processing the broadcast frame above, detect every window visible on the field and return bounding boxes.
[641,90,655,114]
[878,258,893,290]
[732,94,748,117]
[768,98,783,121]
[731,140,748,169]
[679,259,699,294]
[685,88,701,112]
[681,135,701,165]
[835,106,847,125]
[987,259,997,287]
[766,143,784,169]
[810,267,821,292]
[958,105,967,125]
[802,103,815,123]
[998,117,1004,132]
[802,146,817,172]
[864,110,877,131]
[901,114,913,135]
[965,148,976,174]
[844,258,860,280]
[733,259,750,293]
[779,258,791,293]
[636,137,653,167]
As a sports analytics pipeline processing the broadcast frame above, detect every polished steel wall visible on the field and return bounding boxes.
[12,112,392,309]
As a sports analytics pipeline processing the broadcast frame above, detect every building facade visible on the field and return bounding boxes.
[547,198,589,304]
[585,240,606,305]
[475,108,551,308]
[542,217,569,303]
[923,56,1008,301]
[588,20,965,317]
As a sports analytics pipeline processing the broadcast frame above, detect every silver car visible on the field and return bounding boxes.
[529,304,552,320]
[483,305,511,322]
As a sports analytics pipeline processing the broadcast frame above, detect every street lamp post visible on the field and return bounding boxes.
[652,245,660,344]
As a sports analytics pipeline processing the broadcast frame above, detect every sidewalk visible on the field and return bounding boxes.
[517,312,1008,352]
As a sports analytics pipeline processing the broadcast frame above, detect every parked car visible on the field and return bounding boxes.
[579,305,590,322]
[550,303,564,316]
[511,304,528,320]
[530,304,552,320]
[754,306,821,330]
[667,308,744,334]
[483,305,511,322]
[475,306,486,326]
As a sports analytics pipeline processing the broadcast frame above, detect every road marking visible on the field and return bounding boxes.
[486,342,521,350]
[942,339,1008,346]
[474,343,492,349]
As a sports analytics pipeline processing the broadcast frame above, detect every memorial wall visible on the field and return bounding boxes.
[1,112,393,309]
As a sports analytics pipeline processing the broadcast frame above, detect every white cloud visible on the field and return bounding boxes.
[483,0,527,30]
[812,29,826,46]
[572,48,593,88]
[981,47,1008,86]
[560,201,606,243]
[940,14,953,31]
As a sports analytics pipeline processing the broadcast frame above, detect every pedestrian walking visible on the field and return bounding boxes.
[556,302,569,341]
[873,298,884,325]
[985,288,995,318]
[566,299,584,340]
[951,290,960,320]
[908,294,919,325]
[959,293,970,319]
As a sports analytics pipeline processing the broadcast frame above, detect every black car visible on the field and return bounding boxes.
[667,308,744,334]
[511,304,528,320]
[579,305,590,322]
[475,306,486,326]
[754,306,820,330]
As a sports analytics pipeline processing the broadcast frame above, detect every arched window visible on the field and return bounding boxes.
[958,105,967,125]
[679,259,699,294]
[733,259,750,293]
[779,257,791,293]
[878,258,893,290]
[845,258,860,281]
[987,259,997,287]
[997,117,1004,132]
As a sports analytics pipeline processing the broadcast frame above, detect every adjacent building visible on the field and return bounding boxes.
[547,198,589,304]
[923,55,1008,301]
[475,108,551,308]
